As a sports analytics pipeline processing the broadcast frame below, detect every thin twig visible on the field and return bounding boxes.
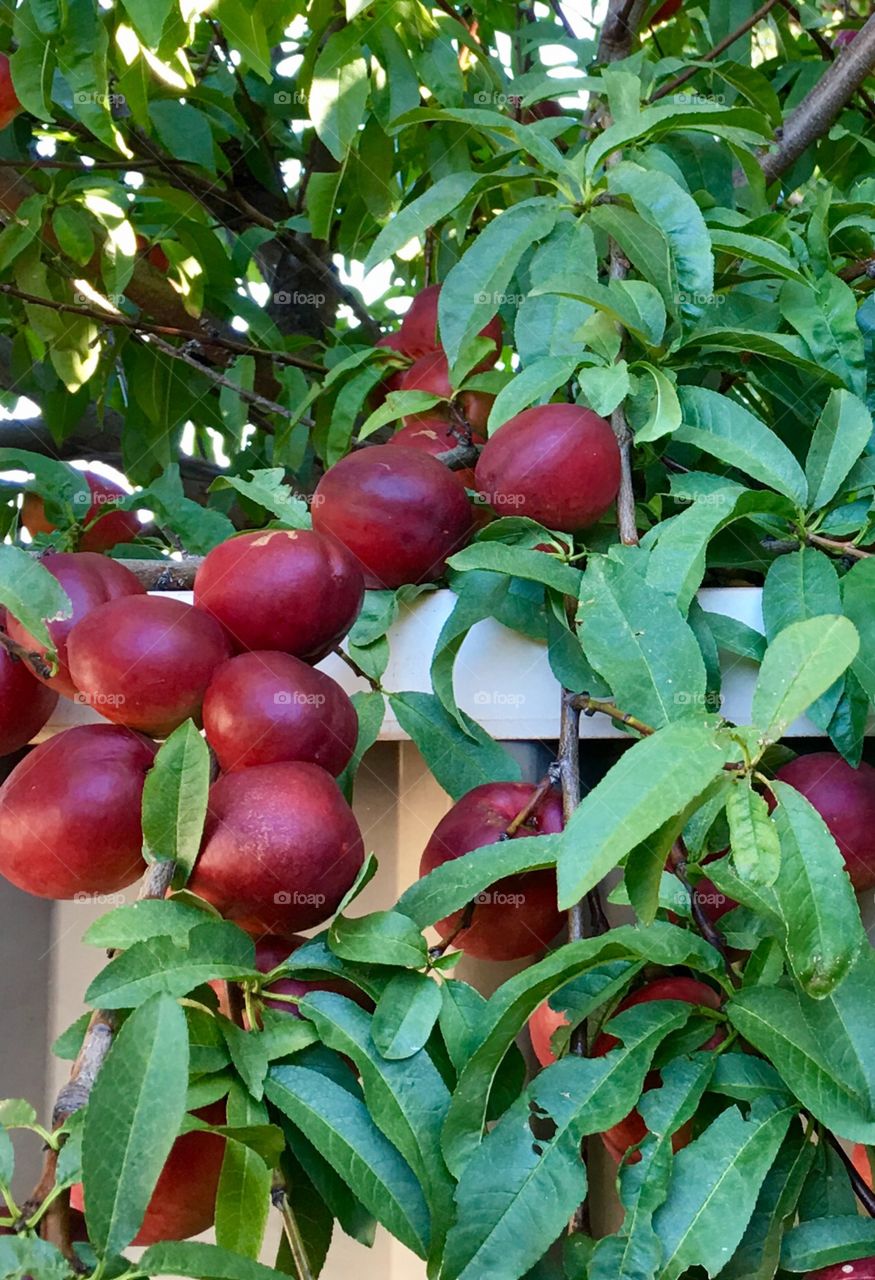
[332,646,383,693]
[825,1130,875,1218]
[546,0,576,40]
[273,1176,315,1280]
[0,283,325,373]
[143,332,307,424]
[807,532,873,560]
[839,257,875,281]
[571,693,655,736]
[651,0,781,101]
[607,218,639,546]
[0,628,52,680]
[505,773,555,836]
[668,839,740,986]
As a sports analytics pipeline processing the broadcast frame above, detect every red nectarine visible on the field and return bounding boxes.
[0,645,57,755]
[398,283,502,368]
[419,782,564,961]
[475,404,621,531]
[189,762,364,938]
[0,724,155,898]
[7,552,144,698]
[203,651,358,776]
[387,418,485,493]
[312,445,473,589]
[194,529,364,662]
[0,55,22,131]
[806,1264,875,1280]
[22,471,139,553]
[67,596,232,736]
[399,351,494,434]
[529,999,570,1067]
[775,753,875,891]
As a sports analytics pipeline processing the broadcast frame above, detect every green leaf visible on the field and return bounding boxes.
[265,1064,430,1258]
[583,102,771,176]
[119,0,172,47]
[389,692,521,801]
[805,390,873,510]
[215,1086,270,1260]
[644,486,746,614]
[608,162,714,316]
[210,470,311,527]
[841,558,875,706]
[0,1235,68,1280]
[443,1004,690,1280]
[439,198,558,368]
[0,544,72,653]
[52,206,94,266]
[364,172,481,272]
[577,557,708,729]
[751,616,860,744]
[310,30,369,162]
[84,899,217,949]
[538,276,666,347]
[630,362,683,443]
[371,972,442,1060]
[486,356,579,432]
[728,951,875,1142]
[710,228,807,283]
[219,1019,269,1102]
[299,992,453,1243]
[149,101,216,170]
[82,994,189,1255]
[674,387,808,504]
[651,1101,794,1280]
[141,721,210,883]
[215,0,272,80]
[557,719,732,909]
[85,922,256,1008]
[780,275,867,397]
[449,542,582,597]
[337,691,386,800]
[137,466,235,554]
[781,1217,875,1273]
[140,1241,293,1280]
[771,780,865,997]
[725,781,781,887]
[703,612,766,662]
[329,910,427,968]
[397,834,561,930]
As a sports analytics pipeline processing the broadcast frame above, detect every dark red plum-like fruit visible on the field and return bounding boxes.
[371,333,409,408]
[398,283,502,368]
[475,403,621,530]
[203,651,358,776]
[775,753,875,891]
[0,647,58,755]
[67,596,232,736]
[652,0,682,21]
[72,1102,225,1244]
[399,351,494,433]
[312,445,473,589]
[194,529,364,662]
[593,977,724,1162]
[419,782,564,961]
[22,470,139,552]
[0,724,156,898]
[7,552,145,698]
[807,1264,875,1280]
[189,762,365,938]
[0,54,22,130]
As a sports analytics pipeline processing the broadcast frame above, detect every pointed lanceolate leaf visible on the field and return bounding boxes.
[725,781,781,887]
[265,1063,430,1259]
[141,720,211,882]
[85,922,257,1008]
[751,616,859,744]
[140,1241,295,1280]
[557,719,732,909]
[0,545,72,655]
[770,781,865,997]
[82,994,189,1255]
[214,1087,271,1261]
[389,692,521,800]
[371,971,442,1060]
[842,558,875,705]
[805,390,873,511]
[780,1217,875,1273]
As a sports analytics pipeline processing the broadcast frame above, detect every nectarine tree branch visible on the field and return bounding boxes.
[570,693,655,736]
[839,256,875,282]
[607,234,640,547]
[777,1,875,120]
[650,0,781,101]
[546,0,575,42]
[273,1174,315,1280]
[0,284,326,373]
[332,647,384,693]
[597,0,650,63]
[759,12,875,183]
[825,1129,875,1218]
[505,773,556,835]
[427,901,475,964]
[668,838,740,987]
[434,440,481,471]
[807,532,873,560]
[0,629,52,680]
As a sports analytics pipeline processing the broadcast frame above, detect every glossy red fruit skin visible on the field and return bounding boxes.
[0,55,21,130]
[419,782,564,961]
[72,1102,225,1244]
[529,1000,570,1066]
[806,1264,875,1280]
[371,334,409,408]
[0,647,58,755]
[194,529,364,662]
[475,403,621,531]
[776,753,875,891]
[834,28,859,48]
[7,552,145,698]
[853,1143,873,1189]
[399,351,494,434]
[203,651,358,776]
[652,0,682,21]
[0,724,156,898]
[398,283,502,368]
[593,977,723,1162]
[67,596,232,737]
[189,762,365,938]
[312,445,473,590]
[387,417,486,492]
[22,471,139,553]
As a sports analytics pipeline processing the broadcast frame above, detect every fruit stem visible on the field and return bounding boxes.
[824,1129,875,1218]
[332,646,384,693]
[504,774,554,836]
[807,531,873,560]
[570,693,655,737]
[667,838,741,989]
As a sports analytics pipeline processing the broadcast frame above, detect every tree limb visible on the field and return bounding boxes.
[597,0,650,63]
[651,0,781,101]
[759,12,875,183]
